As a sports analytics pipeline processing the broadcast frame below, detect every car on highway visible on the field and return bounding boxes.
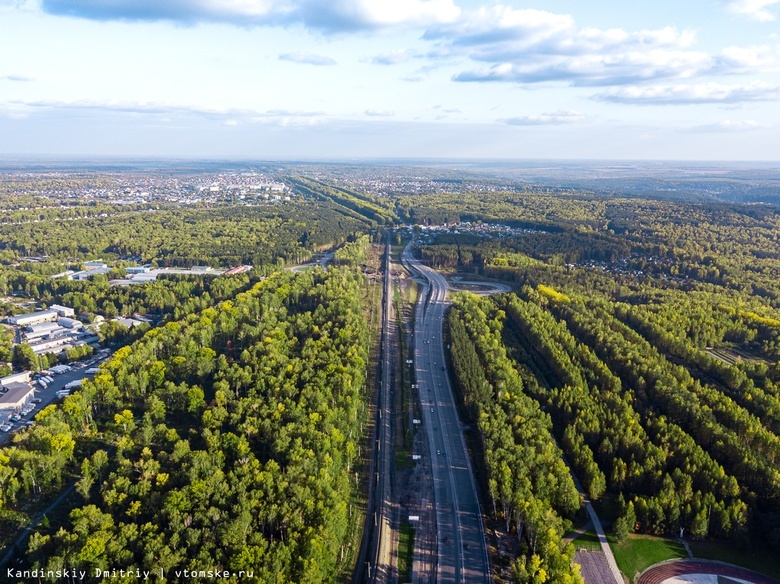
[430,407,434,412]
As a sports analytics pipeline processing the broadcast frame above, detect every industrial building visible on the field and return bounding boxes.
[8,310,58,327]
[29,331,99,355]
[50,304,76,318]
[71,267,112,280]
[114,317,146,329]
[25,321,62,340]
[0,372,31,387]
[0,382,35,411]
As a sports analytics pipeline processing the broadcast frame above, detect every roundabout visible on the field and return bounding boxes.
[446,276,513,295]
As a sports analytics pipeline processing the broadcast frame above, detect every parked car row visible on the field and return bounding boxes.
[1,354,112,443]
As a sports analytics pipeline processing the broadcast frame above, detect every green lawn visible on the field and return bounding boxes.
[690,538,780,581]
[608,533,687,581]
[397,521,415,583]
[569,529,602,552]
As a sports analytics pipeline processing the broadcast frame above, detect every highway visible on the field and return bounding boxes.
[402,242,491,584]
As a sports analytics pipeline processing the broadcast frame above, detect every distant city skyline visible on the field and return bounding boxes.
[1,0,779,160]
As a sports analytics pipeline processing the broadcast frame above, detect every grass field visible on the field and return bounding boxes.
[398,521,415,583]
[569,530,603,552]
[690,538,780,580]
[608,533,687,581]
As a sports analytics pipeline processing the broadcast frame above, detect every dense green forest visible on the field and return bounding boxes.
[415,192,780,561]
[404,192,780,303]
[0,200,372,266]
[449,295,583,583]
[286,177,397,226]
[2,267,371,582]
[4,178,780,581]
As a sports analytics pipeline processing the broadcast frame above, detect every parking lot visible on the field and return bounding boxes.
[0,353,111,445]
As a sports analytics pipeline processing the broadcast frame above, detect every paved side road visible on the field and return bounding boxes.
[570,472,623,584]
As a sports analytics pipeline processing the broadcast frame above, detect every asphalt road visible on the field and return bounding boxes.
[402,243,491,584]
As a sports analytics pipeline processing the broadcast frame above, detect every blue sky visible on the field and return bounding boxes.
[0,0,778,160]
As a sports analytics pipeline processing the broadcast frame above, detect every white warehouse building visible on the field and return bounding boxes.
[49,304,76,318]
[8,310,58,327]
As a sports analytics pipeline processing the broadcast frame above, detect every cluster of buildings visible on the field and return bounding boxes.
[301,166,517,198]
[47,258,253,287]
[0,371,37,432]
[415,222,544,243]
[575,254,686,283]
[3,171,292,206]
[0,371,35,410]
[7,304,99,356]
[50,260,111,281]
[108,264,234,286]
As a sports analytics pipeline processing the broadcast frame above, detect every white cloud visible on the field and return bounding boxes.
[364,109,395,116]
[279,52,337,66]
[11,99,330,125]
[38,0,460,32]
[717,44,780,71]
[686,119,767,132]
[0,0,38,11]
[371,49,418,65]
[728,0,780,22]
[427,6,697,56]
[454,49,714,86]
[592,81,780,104]
[426,5,776,87]
[1,74,34,81]
[307,0,460,30]
[502,109,587,125]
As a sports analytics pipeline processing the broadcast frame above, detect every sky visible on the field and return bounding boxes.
[0,0,779,160]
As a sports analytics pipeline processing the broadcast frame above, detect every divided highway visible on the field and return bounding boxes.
[402,242,491,584]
